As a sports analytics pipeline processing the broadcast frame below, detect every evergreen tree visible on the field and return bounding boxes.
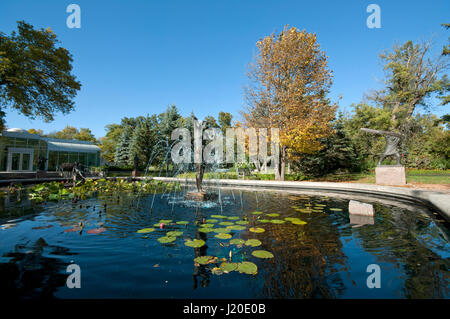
[128,115,159,168]
[114,125,133,166]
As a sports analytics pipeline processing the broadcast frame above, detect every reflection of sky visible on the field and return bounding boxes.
[339,234,405,298]
[0,189,448,298]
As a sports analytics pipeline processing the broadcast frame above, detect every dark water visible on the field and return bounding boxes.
[0,187,448,299]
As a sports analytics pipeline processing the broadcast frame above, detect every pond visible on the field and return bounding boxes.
[0,183,449,299]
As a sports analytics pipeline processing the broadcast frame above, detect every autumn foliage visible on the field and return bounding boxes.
[242,26,336,180]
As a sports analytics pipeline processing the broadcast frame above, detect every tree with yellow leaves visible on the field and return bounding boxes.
[242,26,337,180]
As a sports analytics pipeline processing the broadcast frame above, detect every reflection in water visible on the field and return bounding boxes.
[0,237,75,299]
[0,187,448,298]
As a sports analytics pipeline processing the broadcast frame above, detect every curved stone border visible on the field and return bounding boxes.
[151,177,450,222]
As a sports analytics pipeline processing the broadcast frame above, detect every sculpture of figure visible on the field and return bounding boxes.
[360,128,403,165]
[192,116,205,193]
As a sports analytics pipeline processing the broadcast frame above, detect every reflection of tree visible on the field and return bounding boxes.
[250,212,348,298]
[353,205,449,298]
[192,211,210,289]
[0,237,74,298]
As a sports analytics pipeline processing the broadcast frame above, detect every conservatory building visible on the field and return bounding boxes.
[0,128,101,172]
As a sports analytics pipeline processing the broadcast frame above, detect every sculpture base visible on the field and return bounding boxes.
[375,165,406,186]
[184,191,217,201]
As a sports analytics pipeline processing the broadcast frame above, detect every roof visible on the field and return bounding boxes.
[1,129,101,153]
[44,139,101,153]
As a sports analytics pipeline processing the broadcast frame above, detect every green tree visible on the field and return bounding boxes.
[0,21,81,129]
[129,115,159,167]
[99,124,123,163]
[47,125,96,142]
[114,125,133,166]
[218,111,232,134]
[371,40,449,132]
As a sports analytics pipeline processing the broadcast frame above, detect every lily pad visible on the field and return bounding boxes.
[270,219,286,224]
[227,225,246,231]
[137,228,155,233]
[220,262,238,273]
[176,221,189,225]
[258,219,271,223]
[251,211,263,215]
[235,220,249,225]
[211,267,224,275]
[329,208,343,211]
[245,239,262,247]
[214,227,231,234]
[201,223,215,228]
[185,239,205,248]
[291,219,307,225]
[227,216,240,220]
[198,227,215,233]
[194,256,216,265]
[211,215,227,219]
[252,250,274,259]
[157,236,176,244]
[249,227,265,233]
[219,221,233,226]
[205,219,218,223]
[215,233,232,240]
[159,219,173,223]
[230,238,245,245]
[237,261,258,275]
[266,213,279,217]
[166,231,183,237]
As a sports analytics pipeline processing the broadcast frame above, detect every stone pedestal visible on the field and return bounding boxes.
[375,165,406,186]
[35,170,46,179]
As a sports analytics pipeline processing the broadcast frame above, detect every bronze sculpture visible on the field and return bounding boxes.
[360,128,403,165]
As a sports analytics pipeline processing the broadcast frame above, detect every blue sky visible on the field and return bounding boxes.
[1,0,449,138]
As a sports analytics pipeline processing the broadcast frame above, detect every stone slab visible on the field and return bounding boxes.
[375,166,406,186]
[349,200,374,216]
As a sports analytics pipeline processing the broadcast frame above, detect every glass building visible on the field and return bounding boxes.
[0,128,101,172]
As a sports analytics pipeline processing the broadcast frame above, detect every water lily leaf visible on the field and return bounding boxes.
[185,239,205,248]
[230,238,245,245]
[252,250,274,259]
[198,227,214,233]
[245,239,262,247]
[211,215,227,219]
[291,219,307,225]
[266,213,279,217]
[194,256,216,265]
[284,217,299,221]
[270,219,286,224]
[213,227,231,234]
[235,220,249,225]
[211,267,224,275]
[167,231,183,237]
[219,221,233,226]
[176,221,189,225]
[159,219,172,223]
[258,219,271,223]
[237,261,258,275]
[215,233,232,240]
[220,262,238,273]
[249,227,265,233]
[157,236,176,244]
[329,208,343,211]
[201,223,215,228]
[205,219,218,223]
[227,225,246,231]
[137,228,155,233]
[251,211,263,215]
[227,216,240,220]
